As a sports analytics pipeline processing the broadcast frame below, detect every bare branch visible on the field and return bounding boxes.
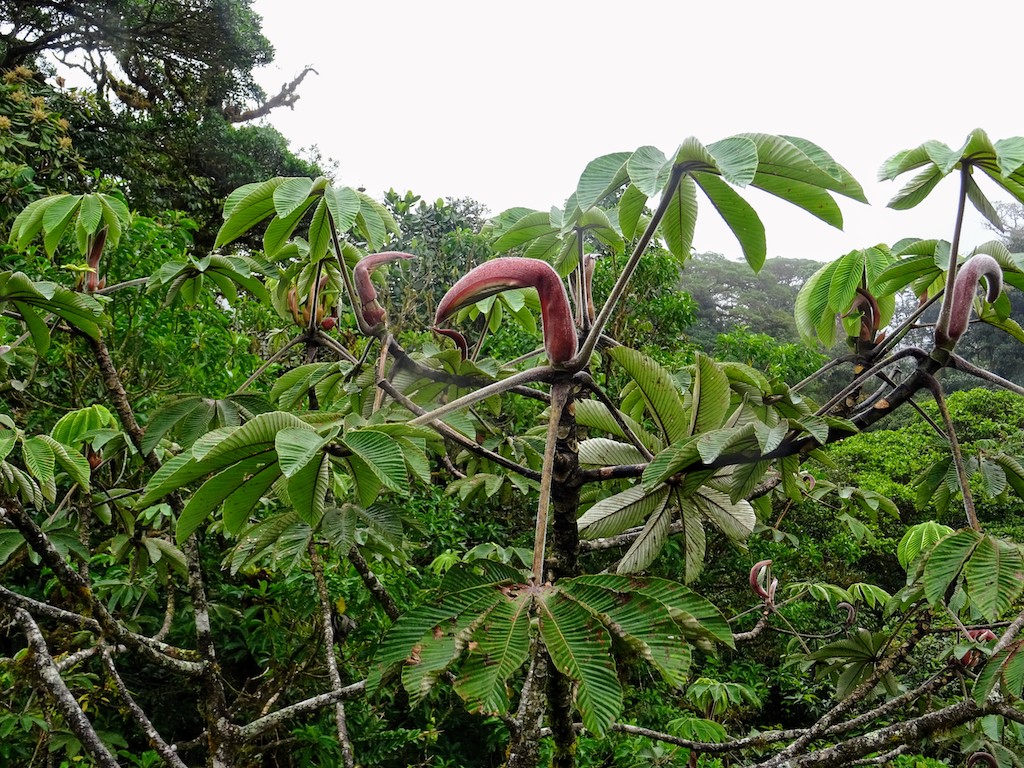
[13,608,120,768]
[100,646,188,768]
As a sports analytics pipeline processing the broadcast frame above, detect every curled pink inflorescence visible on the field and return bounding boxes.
[353,251,416,330]
[939,254,1003,346]
[434,257,577,365]
[749,560,777,606]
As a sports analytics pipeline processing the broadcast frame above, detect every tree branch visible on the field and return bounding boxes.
[13,608,121,768]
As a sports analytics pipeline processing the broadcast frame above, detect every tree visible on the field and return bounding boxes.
[0,1,321,243]
[3,129,1024,768]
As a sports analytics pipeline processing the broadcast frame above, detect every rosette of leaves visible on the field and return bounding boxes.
[575,347,849,580]
[794,245,897,347]
[136,411,436,545]
[368,561,733,737]
[215,176,399,257]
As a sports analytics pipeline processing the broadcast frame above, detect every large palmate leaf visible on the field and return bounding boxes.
[574,399,662,454]
[150,254,270,306]
[141,394,271,454]
[538,589,621,737]
[963,534,1024,622]
[881,129,1024,215]
[560,577,692,688]
[0,272,106,352]
[794,246,895,346]
[687,352,732,437]
[215,176,396,255]
[454,591,532,714]
[575,152,632,211]
[973,641,1024,706]
[9,192,131,256]
[371,568,731,732]
[578,484,671,541]
[897,521,955,571]
[916,528,1024,621]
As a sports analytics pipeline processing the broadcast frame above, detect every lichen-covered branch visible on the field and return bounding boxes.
[13,608,121,768]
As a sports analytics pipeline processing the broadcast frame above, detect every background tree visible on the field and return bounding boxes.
[0,0,321,243]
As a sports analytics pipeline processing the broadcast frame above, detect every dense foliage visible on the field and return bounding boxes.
[2,20,1024,768]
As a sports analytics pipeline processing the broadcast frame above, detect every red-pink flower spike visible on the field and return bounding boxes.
[941,254,1003,345]
[353,251,416,329]
[749,560,776,606]
[431,327,469,360]
[434,257,578,366]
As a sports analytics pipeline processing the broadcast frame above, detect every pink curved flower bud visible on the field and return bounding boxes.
[749,559,775,605]
[353,251,416,329]
[431,327,469,360]
[959,627,997,667]
[968,752,998,768]
[940,254,1003,345]
[434,257,577,365]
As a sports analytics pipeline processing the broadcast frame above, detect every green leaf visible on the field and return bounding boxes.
[455,592,532,714]
[995,137,1024,177]
[618,495,673,573]
[176,454,273,543]
[539,590,621,737]
[578,484,670,540]
[659,175,697,261]
[887,167,944,210]
[922,528,983,607]
[263,194,317,258]
[36,435,90,491]
[827,249,866,315]
[22,436,55,488]
[324,185,360,233]
[221,460,281,535]
[76,195,103,237]
[275,427,327,478]
[627,146,671,197]
[632,576,733,647]
[618,185,647,240]
[305,198,332,263]
[964,534,1024,622]
[216,178,285,247]
[694,488,754,542]
[574,399,662,455]
[897,521,955,571]
[12,301,51,355]
[578,438,645,467]
[692,172,766,271]
[41,194,81,257]
[286,449,331,527]
[491,211,556,253]
[689,352,731,437]
[609,347,689,444]
[342,430,406,492]
[745,133,866,202]
[273,177,316,218]
[576,152,631,211]
[642,437,701,490]
[560,578,692,687]
[707,136,758,187]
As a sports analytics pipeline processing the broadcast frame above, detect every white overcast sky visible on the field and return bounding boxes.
[250,0,1022,262]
